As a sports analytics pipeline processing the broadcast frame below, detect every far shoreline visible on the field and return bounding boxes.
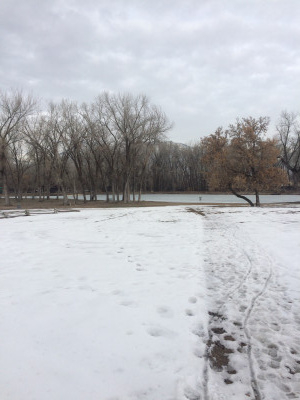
[1,195,300,211]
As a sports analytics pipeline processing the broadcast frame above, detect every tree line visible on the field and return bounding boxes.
[1,90,299,206]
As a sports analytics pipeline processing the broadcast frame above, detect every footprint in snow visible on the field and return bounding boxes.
[136,264,146,271]
[120,300,137,307]
[111,289,123,296]
[185,309,195,316]
[267,343,279,358]
[188,296,197,304]
[157,306,174,318]
[184,386,201,400]
[270,322,280,332]
[146,326,176,338]
[192,323,206,338]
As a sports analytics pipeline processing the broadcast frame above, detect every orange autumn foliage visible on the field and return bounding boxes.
[201,117,288,206]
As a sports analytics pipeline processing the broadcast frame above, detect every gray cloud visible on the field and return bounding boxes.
[1,0,299,141]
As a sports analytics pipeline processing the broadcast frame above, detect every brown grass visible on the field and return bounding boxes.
[0,197,207,210]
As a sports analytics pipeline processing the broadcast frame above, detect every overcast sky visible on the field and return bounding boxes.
[1,0,299,142]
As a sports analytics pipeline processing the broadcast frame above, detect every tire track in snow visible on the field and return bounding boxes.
[196,207,300,400]
[189,208,279,400]
[242,252,273,400]
[227,246,253,297]
[231,230,272,400]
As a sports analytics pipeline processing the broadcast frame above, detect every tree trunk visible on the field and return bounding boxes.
[46,185,51,200]
[3,175,10,206]
[17,191,22,202]
[81,185,86,203]
[123,179,130,203]
[255,189,260,207]
[0,146,10,206]
[112,182,116,202]
[61,185,69,206]
[229,184,254,207]
[72,180,77,204]
[38,185,42,202]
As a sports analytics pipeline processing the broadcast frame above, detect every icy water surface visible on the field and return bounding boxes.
[91,193,300,204]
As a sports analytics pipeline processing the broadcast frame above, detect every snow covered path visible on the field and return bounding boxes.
[0,206,299,400]
[198,207,300,400]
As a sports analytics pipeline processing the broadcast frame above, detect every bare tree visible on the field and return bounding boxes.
[24,114,52,200]
[1,90,174,205]
[40,102,71,205]
[6,137,31,201]
[82,98,121,202]
[276,111,300,186]
[148,141,206,192]
[0,90,36,205]
[59,101,88,203]
[102,93,171,202]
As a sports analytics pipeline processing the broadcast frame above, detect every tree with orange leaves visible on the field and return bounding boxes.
[202,117,288,206]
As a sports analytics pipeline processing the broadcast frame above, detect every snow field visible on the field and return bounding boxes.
[0,207,206,400]
[0,205,300,400]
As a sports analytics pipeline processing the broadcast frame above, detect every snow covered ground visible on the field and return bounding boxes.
[0,206,299,400]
